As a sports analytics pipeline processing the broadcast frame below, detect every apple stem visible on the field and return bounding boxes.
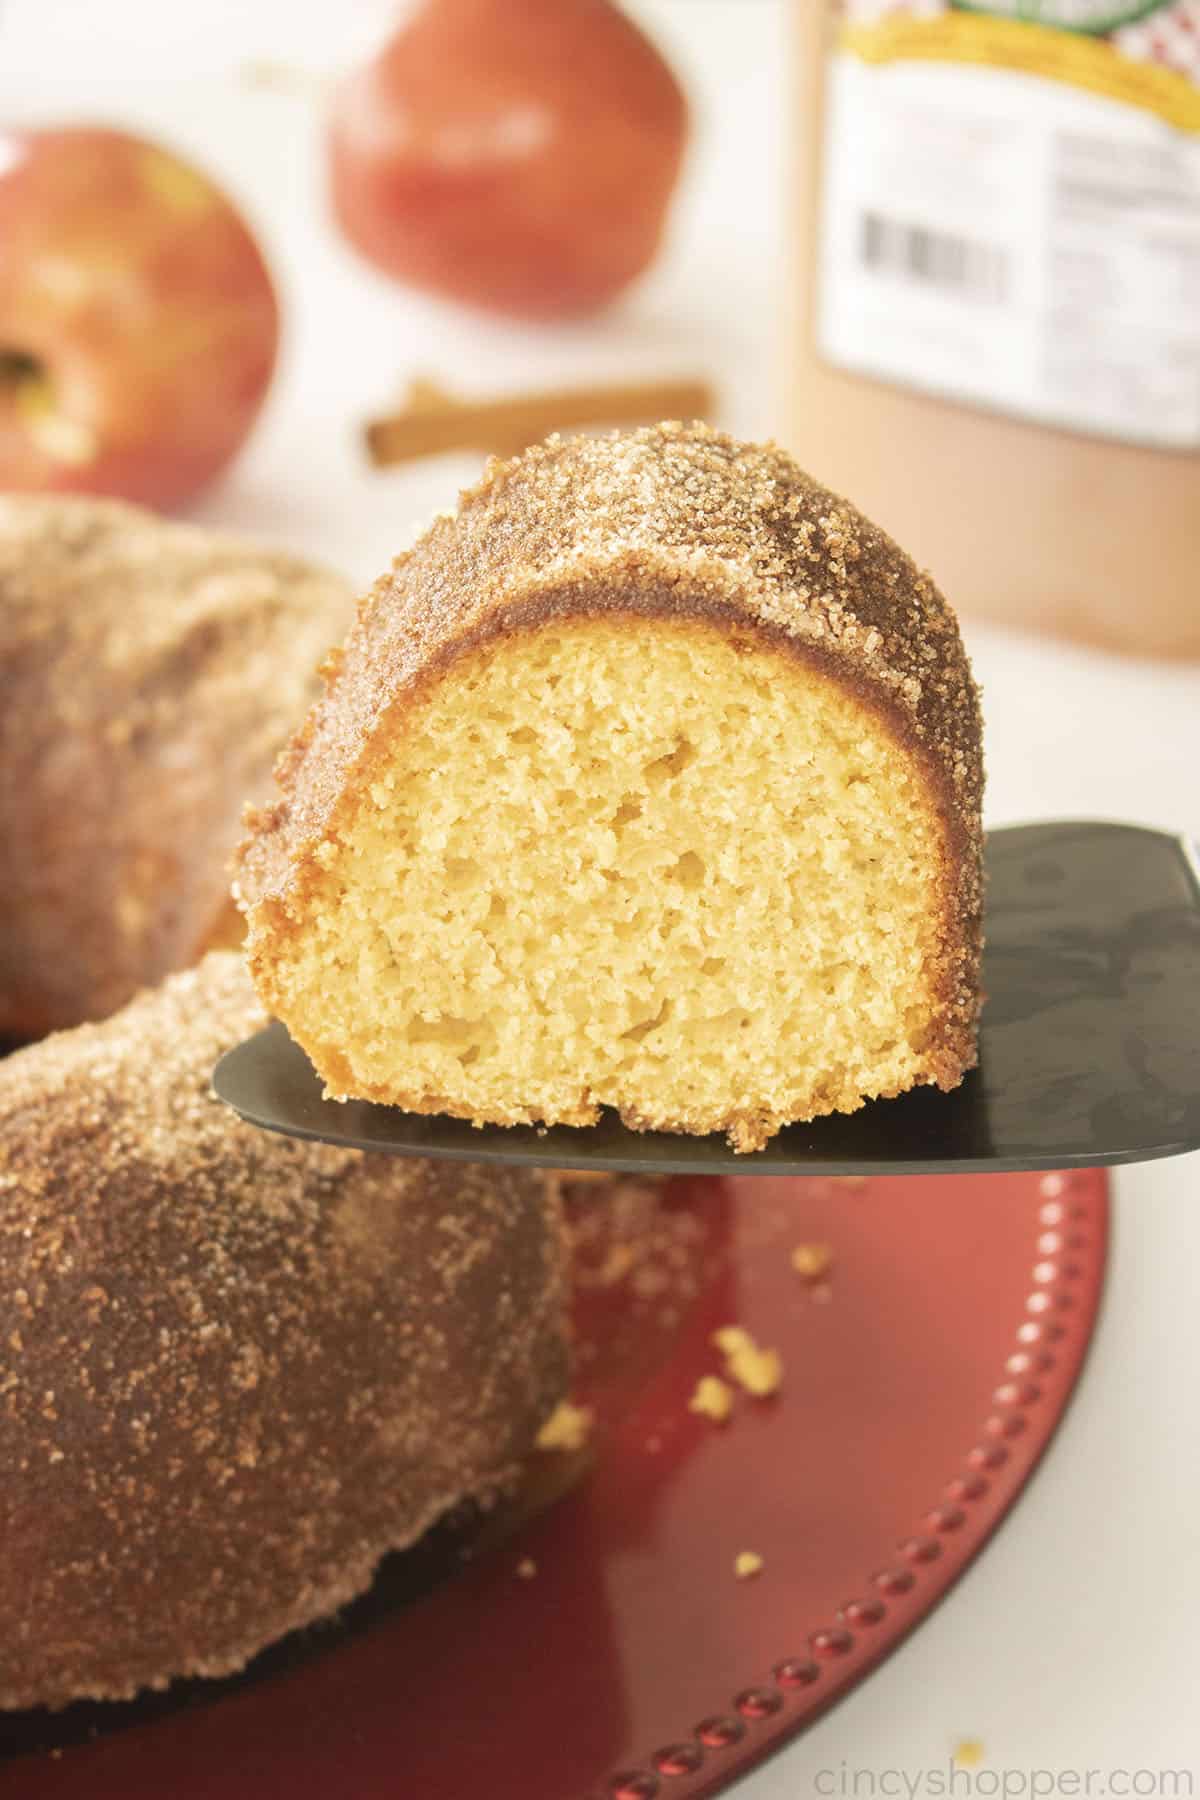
[0,348,44,393]
[0,348,98,466]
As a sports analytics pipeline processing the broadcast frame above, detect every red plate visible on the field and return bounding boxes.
[0,1169,1108,1799]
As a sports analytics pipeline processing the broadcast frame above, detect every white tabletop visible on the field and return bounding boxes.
[5,0,1198,1787]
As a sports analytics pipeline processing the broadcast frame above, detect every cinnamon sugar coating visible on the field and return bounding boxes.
[0,953,567,1709]
[0,495,354,1039]
[238,422,982,920]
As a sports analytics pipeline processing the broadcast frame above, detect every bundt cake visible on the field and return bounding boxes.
[237,423,984,1152]
[0,951,568,1710]
[0,495,354,1040]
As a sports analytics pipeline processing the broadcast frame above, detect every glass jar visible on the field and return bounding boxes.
[790,2,1200,659]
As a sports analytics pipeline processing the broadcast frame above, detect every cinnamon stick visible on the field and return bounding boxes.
[365,375,717,467]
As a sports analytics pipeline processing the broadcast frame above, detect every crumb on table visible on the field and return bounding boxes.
[515,1556,538,1581]
[734,1550,764,1580]
[688,1374,734,1423]
[711,1325,783,1397]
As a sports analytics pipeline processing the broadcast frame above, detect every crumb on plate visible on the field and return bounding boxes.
[711,1325,783,1397]
[689,1374,735,1423]
[791,1241,834,1281]
[535,1399,593,1453]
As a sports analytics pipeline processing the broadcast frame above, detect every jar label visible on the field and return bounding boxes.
[816,3,1200,447]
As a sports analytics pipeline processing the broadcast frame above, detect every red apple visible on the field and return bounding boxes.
[328,0,689,320]
[0,127,279,509]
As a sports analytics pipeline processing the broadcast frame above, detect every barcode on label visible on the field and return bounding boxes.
[859,213,1008,302]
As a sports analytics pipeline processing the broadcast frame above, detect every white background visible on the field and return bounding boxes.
[2,0,1198,1790]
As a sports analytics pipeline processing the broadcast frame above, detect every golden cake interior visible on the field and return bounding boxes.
[263,616,957,1150]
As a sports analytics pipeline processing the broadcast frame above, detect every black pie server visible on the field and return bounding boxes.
[213,821,1200,1176]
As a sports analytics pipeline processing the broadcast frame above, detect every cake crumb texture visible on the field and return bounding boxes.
[237,423,984,1150]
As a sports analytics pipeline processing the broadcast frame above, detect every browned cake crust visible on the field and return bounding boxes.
[236,422,985,1086]
[0,952,568,1710]
[0,495,354,1040]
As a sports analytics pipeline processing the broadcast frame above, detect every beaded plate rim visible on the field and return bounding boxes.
[597,1169,1110,1800]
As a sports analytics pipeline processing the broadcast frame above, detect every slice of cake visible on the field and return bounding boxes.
[237,423,984,1151]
